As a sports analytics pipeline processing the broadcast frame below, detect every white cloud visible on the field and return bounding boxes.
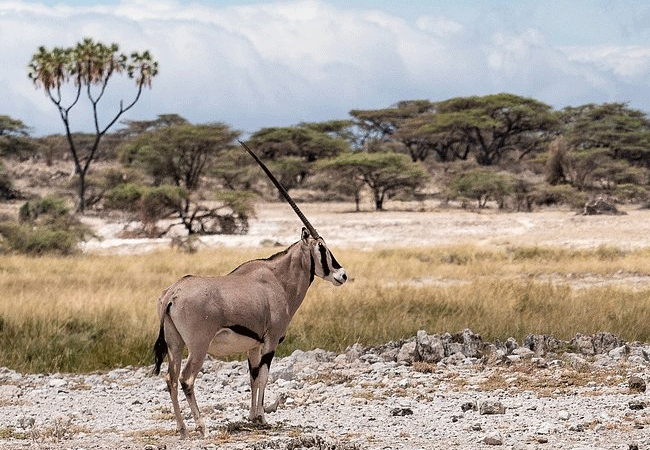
[562,44,650,79]
[1,0,650,137]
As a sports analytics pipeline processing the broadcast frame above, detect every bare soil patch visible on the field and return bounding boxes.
[81,202,650,253]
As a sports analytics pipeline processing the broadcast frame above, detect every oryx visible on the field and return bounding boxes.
[153,141,347,438]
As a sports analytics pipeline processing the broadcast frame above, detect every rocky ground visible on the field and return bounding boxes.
[1,330,650,450]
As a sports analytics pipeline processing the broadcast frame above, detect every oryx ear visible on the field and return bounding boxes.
[301,227,310,242]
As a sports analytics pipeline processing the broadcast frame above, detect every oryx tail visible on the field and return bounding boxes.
[153,303,170,376]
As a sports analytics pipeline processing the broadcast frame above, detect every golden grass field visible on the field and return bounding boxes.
[4,202,650,373]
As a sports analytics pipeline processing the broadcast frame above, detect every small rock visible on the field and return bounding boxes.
[415,330,445,363]
[505,337,518,354]
[513,347,534,358]
[568,422,585,432]
[629,400,645,410]
[483,432,503,445]
[480,400,505,415]
[18,416,35,429]
[48,378,68,388]
[390,407,413,416]
[558,410,570,420]
[461,401,478,412]
[397,341,417,363]
[629,376,646,393]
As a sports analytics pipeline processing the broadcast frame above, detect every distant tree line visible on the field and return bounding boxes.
[3,90,650,251]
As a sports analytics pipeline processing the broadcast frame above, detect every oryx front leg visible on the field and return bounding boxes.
[247,348,275,424]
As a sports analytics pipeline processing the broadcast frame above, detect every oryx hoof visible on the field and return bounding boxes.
[249,414,267,425]
[178,427,189,439]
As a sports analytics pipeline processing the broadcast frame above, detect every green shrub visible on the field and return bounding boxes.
[0,222,81,255]
[1,196,91,255]
[140,185,186,224]
[615,183,648,203]
[449,169,516,208]
[103,182,144,212]
[531,184,586,209]
[18,196,69,223]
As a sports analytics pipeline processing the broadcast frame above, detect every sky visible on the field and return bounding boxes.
[1,0,650,137]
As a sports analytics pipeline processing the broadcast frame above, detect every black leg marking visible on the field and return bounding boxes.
[261,351,275,371]
[227,325,264,343]
[278,336,285,344]
[249,351,274,380]
[248,359,260,380]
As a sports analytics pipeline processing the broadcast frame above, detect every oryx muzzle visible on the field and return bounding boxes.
[152,146,346,438]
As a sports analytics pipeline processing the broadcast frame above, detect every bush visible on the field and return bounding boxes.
[0,163,18,200]
[103,183,144,212]
[19,196,69,223]
[1,196,91,255]
[0,222,82,255]
[140,185,186,225]
[530,184,586,209]
[615,183,649,203]
[449,169,516,208]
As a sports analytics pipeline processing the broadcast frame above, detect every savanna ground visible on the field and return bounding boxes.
[4,201,650,448]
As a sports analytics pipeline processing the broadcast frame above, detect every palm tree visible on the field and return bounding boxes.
[28,38,159,212]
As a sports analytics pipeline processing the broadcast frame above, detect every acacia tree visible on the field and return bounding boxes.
[0,115,34,159]
[448,168,516,208]
[430,94,558,166]
[317,150,429,211]
[119,119,252,235]
[28,37,158,212]
[349,100,434,149]
[245,123,350,196]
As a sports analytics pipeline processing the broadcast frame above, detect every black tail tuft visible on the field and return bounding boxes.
[153,322,168,376]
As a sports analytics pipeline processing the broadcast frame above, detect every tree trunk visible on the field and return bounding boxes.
[77,171,86,213]
[374,191,384,211]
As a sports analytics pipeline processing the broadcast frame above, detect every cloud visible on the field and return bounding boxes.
[1,0,650,137]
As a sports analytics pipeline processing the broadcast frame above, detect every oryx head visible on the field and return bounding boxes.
[299,227,347,286]
[240,141,347,286]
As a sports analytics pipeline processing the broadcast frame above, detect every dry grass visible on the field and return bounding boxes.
[2,244,650,372]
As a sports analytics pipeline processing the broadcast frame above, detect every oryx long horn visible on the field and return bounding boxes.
[239,140,320,239]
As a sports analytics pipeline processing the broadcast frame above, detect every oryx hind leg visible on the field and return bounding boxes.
[180,344,209,437]
[247,348,275,424]
[163,319,188,438]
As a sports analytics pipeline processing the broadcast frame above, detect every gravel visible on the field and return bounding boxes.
[1,330,650,449]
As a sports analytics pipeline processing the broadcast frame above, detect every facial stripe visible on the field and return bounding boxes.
[330,254,342,270]
[318,244,331,276]
[309,254,315,284]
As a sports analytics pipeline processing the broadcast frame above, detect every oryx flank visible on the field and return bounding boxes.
[153,141,347,438]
